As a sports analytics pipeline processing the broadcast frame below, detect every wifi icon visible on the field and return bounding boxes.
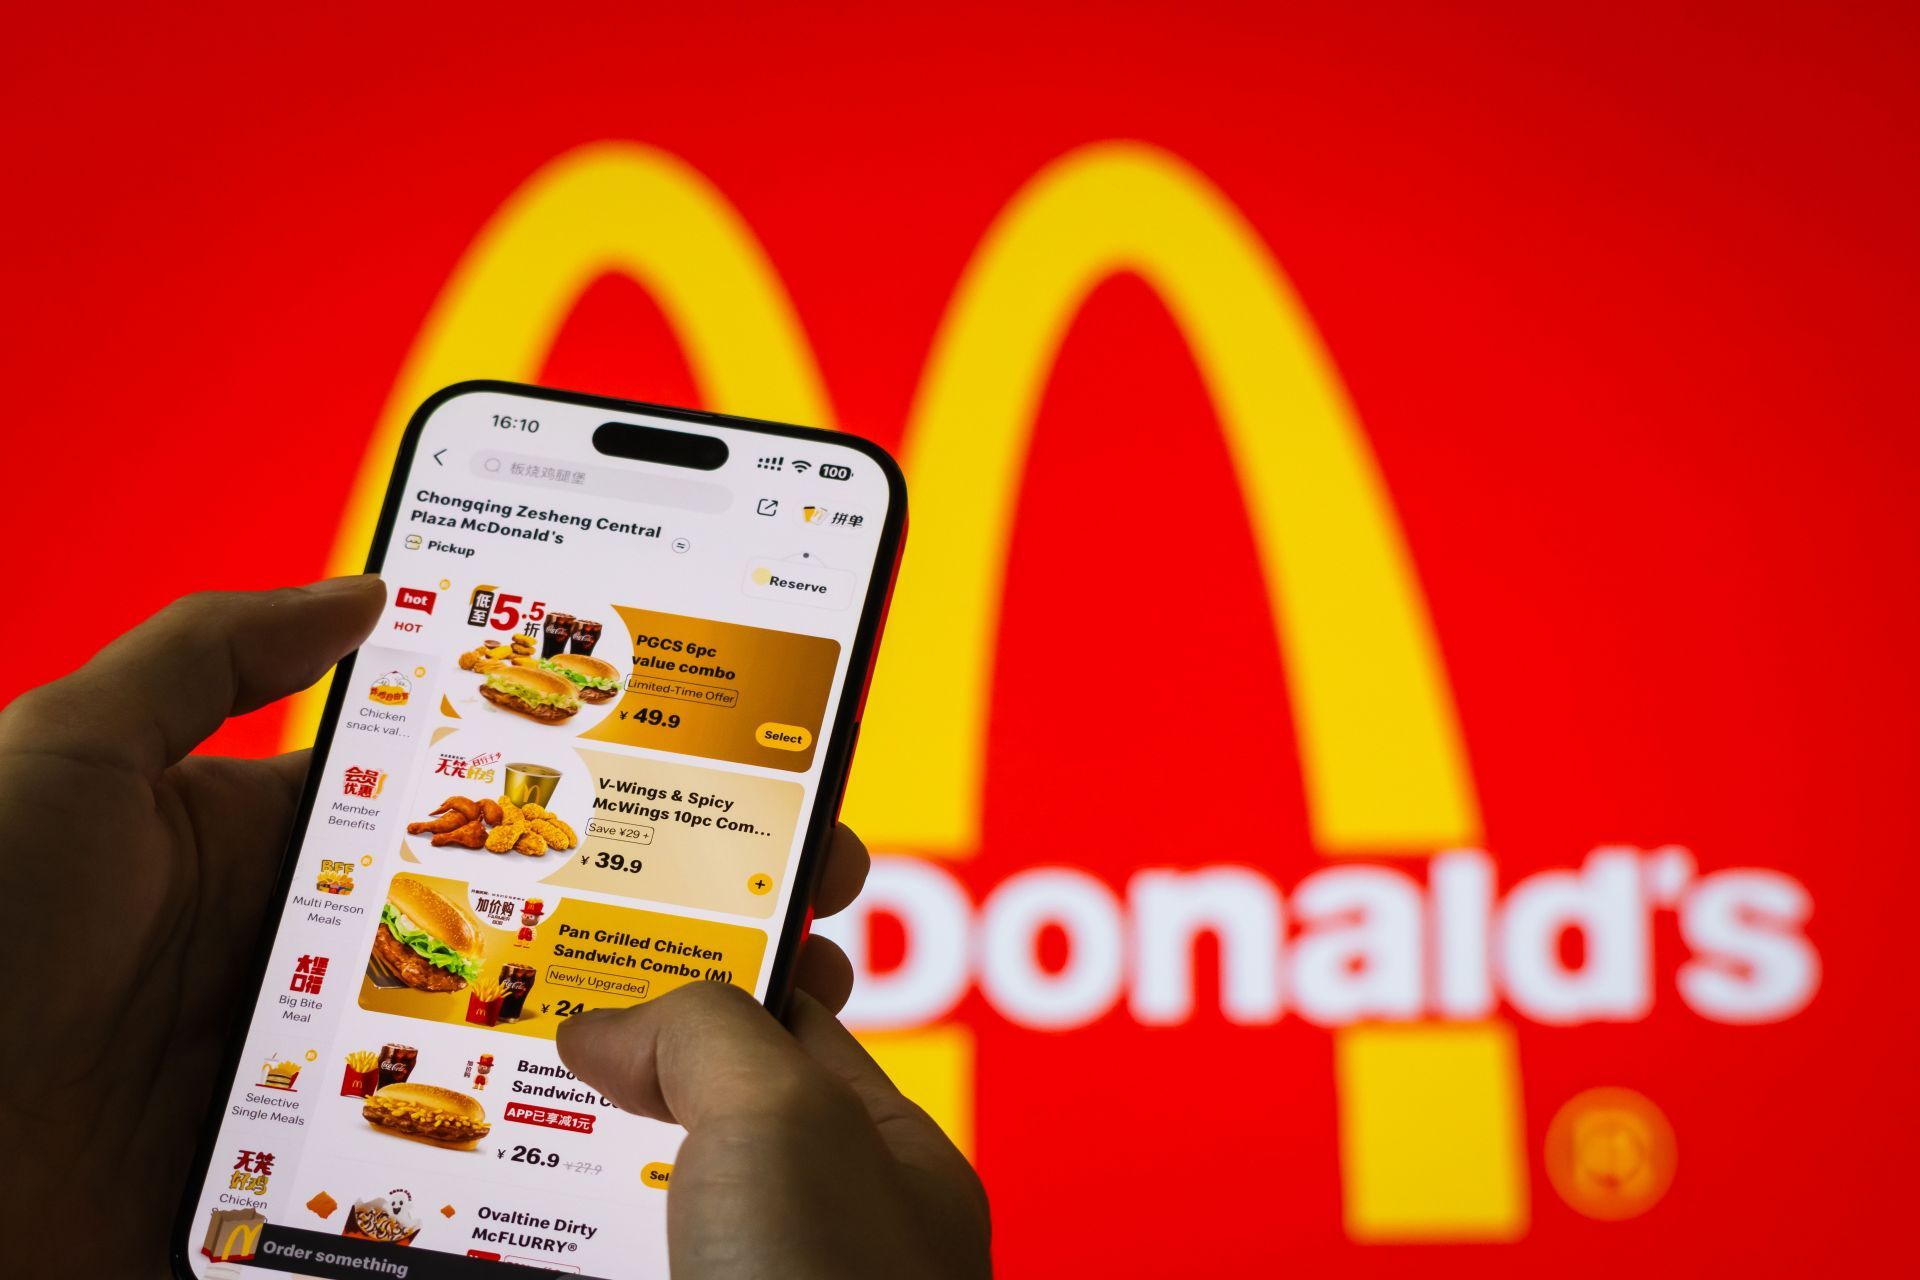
[791,459,813,474]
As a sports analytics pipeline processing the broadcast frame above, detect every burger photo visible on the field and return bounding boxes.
[479,664,580,722]
[540,652,623,703]
[373,876,482,992]
[362,1082,492,1149]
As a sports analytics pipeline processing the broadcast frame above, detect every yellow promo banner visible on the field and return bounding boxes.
[579,604,840,771]
[360,871,767,1039]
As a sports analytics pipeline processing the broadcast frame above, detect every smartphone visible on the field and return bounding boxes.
[172,381,905,1279]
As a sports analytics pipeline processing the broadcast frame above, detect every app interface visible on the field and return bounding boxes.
[187,390,894,1279]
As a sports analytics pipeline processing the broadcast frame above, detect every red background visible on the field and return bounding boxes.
[5,3,1916,1272]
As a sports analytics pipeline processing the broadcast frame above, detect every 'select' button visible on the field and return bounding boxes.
[743,560,854,609]
[755,722,813,751]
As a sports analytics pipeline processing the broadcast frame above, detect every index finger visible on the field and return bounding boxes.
[811,822,870,919]
[1,576,384,778]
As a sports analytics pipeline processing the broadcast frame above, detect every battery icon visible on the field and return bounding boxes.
[819,463,853,481]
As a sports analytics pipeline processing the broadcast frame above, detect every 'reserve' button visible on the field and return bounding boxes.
[743,559,854,609]
[755,722,813,752]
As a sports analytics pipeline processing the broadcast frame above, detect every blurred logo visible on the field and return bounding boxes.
[1545,1087,1678,1220]
[395,586,436,613]
[302,140,1820,1246]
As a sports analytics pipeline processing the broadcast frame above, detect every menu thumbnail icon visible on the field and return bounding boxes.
[289,954,330,995]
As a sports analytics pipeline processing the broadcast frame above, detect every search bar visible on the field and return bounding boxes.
[471,450,733,514]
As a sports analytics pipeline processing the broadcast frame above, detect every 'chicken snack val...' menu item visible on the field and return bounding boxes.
[580,604,841,771]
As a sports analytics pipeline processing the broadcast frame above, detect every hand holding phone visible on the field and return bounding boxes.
[0,382,924,1279]
[0,572,902,1277]
[0,578,389,1276]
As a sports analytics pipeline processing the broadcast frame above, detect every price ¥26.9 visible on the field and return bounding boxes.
[504,1144,560,1168]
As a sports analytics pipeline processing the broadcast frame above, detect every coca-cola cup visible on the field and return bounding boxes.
[568,619,603,655]
[376,1044,417,1089]
[498,964,537,1021]
[541,613,576,659]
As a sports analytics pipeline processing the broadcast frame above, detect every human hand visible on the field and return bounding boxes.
[557,983,991,1280]
[0,577,387,1275]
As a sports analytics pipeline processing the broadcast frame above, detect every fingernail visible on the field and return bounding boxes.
[305,573,383,594]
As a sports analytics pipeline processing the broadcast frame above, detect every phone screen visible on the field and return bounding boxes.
[178,384,903,1279]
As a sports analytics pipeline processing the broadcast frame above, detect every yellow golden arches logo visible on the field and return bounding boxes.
[856,141,1476,854]
[214,1219,265,1261]
[291,140,1525,1242]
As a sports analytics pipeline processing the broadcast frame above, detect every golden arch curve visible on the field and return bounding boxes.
[847,141,1477,855]
[293,140,1524,1242]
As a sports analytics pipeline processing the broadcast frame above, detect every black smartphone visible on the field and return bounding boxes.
[172,381,905,1279]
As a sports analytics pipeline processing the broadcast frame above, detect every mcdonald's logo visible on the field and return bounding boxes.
[220,1221,263,1260]
[292,140,1818,1244]
[206,1217,265,1262]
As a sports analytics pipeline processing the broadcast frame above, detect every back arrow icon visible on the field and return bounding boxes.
[433,449,446,465]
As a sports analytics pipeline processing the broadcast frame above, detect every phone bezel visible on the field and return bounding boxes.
[169,379,907,1280]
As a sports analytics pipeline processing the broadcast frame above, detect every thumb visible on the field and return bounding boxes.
[557,983,830,1130]
[1,575,385,777]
